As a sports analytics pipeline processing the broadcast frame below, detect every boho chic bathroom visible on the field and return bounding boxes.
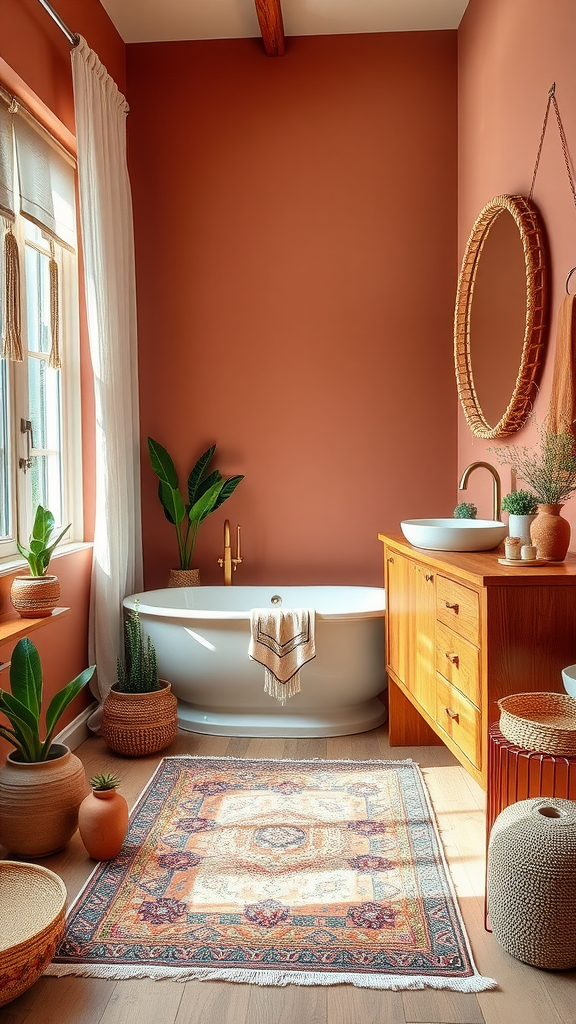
[1,1,576,1022]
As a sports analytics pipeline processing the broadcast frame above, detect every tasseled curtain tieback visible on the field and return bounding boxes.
[3,226,22,362]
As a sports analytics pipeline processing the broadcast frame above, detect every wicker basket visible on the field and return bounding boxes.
[101,679,178,757]
[498,692,576,756]
[0,861,67,1006]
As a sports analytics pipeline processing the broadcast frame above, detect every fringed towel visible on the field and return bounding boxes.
[249,608,316,705]
[548,293,576,436]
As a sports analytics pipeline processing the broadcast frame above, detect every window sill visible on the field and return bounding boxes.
[0,541,93,579]
[0,605,71,649]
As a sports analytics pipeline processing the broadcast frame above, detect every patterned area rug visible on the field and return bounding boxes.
[47,756,495,991]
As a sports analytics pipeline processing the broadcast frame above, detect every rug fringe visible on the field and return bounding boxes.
[44,963,497,991]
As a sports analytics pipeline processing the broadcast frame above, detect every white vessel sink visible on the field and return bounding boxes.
[400,518,507,552]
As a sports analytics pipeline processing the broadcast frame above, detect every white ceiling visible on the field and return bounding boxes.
[98,0,470,45]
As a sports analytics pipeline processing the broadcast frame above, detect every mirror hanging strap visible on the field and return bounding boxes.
[530,83,576,293]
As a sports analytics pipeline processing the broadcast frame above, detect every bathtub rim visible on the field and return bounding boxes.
[124,585,386,622]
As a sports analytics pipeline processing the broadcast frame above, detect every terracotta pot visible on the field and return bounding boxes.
[0,744,88,858]
[101,680,178,757]
[530,504,571,561]
[79,787,129,860]
[168,568,200,588]
[10,574,61,618]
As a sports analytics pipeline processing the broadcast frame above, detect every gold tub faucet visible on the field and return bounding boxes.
[218,519,242,585]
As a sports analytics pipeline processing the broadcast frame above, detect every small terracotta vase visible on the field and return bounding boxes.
[10,574,61,618]
[79,787,129,860]
[168,568,200,588]
[530,503,571,561]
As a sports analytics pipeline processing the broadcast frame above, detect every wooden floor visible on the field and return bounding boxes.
[2,725,575,1024]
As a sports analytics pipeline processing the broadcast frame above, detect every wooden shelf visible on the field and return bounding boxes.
[0,606,71,647]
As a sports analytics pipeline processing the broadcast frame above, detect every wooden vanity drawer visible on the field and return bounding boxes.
[436,676,481,769]
[436,575,479,645]
[435,621,481,708]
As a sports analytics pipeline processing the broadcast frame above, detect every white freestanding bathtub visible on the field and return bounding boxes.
[124,586,387,737]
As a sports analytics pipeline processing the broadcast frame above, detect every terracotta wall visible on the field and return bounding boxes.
[457,0,576,526]
[0,0,124,761]
[128,32,459,589]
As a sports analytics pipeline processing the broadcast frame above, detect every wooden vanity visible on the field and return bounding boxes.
[379,533,576,789]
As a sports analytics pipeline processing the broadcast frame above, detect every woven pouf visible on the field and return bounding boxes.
[487,797,576,969]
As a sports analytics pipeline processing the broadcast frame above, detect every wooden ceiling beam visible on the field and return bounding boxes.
[254,0,285,57]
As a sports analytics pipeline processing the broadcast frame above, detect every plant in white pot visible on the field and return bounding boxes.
[101,599,178,756]
[0,637,95,857]
[10,505,70,618]
[148,438,243,587]
[501,489,539,547]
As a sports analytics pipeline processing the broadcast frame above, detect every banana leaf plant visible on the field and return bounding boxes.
[148,439,243,570]
[17,505,71,577]
[0,637,96,762]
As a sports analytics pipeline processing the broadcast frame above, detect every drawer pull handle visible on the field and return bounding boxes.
[388,556,394,564]
[445,652,459,665]
[445,707,460,723]
[445,601,459,612]
[425,573,433,582]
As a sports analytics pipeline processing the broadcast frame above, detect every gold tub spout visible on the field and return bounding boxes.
[458,461,502,521]
[218,519,242,585]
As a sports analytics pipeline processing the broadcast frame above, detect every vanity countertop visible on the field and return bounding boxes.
[378,533,576,588]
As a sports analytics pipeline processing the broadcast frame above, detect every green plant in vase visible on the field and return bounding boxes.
[148,439,243,579]
[501,490,539,516]
[116,599,160,693]
[491,427,576,560]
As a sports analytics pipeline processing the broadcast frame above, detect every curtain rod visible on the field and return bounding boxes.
[37,0,79,47]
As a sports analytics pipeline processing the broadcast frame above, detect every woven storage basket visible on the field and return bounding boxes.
[498,691,576,756]
[101,679,178,757]
[487,797,576,969]
[0,861,67,1006]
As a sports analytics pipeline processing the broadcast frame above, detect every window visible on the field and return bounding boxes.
[0,93,82,564]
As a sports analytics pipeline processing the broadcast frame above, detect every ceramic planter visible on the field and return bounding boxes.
[79,787,129,860]
[507,514,536,547]
[530,503,571,561]
[101,680,178,757]
[0,744,88,857]
[10,574,61,618]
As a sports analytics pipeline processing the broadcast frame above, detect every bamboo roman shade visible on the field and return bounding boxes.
[13,108,76,251]
[0,96,15,220]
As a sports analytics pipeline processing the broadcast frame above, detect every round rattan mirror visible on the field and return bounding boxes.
[454,194,548,439]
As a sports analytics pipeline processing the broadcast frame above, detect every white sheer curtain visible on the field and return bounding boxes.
[71,38,143,725]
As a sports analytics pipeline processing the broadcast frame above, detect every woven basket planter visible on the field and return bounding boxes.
[0,861,67,1006]
[10,574,61,618]
[168,568,200,588]
[488,797,576,969]
[498,691,576,756]
[0,744,88,858]
[101,680,178,757]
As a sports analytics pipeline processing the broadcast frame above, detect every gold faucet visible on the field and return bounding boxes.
[458,461,502,521]
[218,519,242,585]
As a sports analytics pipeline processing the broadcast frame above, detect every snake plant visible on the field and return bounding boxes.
[0,637,95,762]
[116,599,160,693]
[148,438,243,570]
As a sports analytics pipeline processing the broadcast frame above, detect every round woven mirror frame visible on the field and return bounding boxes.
[454,194,548,439]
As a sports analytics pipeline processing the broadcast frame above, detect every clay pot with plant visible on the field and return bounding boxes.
[10,505,71,618]
[491,427,576,560]
[78,773,129,860]
[501,489,539,547]
[0,638,95,857]
[148,438,243,587]
[101,599,178,756]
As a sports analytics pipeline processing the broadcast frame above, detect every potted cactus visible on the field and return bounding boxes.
[10,505,71,618]
[101,600,178,756]
[78,773,129,860]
